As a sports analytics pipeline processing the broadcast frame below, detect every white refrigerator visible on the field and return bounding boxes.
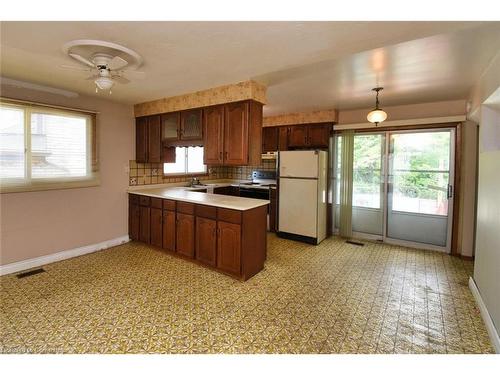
[278,150,328,244]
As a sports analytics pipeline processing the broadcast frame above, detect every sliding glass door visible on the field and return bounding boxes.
[333,128,455,252]
[351,133,385,236]
[386,129,454,250]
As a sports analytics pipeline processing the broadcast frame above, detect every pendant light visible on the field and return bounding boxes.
[367,87,387,125]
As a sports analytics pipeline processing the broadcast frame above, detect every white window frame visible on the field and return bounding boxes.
[163,146,207,176]
[0,101,98,193]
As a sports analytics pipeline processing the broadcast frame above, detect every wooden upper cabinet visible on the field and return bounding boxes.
[203,105,224,165]
[224,101,249,165]
[148,115,162,163]
[262,127,279,152]
[195,217,217,266]
[180,109,202,140]
[176,213,195,258]
[217,221,241,275]
[161,112,180,142]
[136,117,148,163]
[286,123,332,149]
[278,126,289,151]
[307,124,331,148]
[288,125,308,148]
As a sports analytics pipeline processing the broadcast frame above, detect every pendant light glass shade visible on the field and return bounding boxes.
[367,109,387,124]
[367,87,387,125]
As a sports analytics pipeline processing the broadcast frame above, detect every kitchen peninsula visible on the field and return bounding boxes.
[128,185,269,280]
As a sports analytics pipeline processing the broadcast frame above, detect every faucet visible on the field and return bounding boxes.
[190,177,200,187]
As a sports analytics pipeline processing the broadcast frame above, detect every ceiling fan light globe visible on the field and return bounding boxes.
[95,77,114,91]
[367,109,387,124]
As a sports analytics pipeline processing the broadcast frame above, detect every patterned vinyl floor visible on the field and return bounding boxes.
[0,234,494,354]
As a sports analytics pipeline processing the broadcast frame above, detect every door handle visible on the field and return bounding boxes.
[447,184,453,199]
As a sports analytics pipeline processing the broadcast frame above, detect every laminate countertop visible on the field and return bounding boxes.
[128,185,269,211]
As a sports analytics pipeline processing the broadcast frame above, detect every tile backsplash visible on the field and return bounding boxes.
[128,159,276,186]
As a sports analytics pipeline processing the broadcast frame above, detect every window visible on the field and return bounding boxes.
[163,146,206,175]
[0,101,97,192]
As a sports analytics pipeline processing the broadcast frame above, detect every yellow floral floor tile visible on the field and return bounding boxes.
[0,234,495,354]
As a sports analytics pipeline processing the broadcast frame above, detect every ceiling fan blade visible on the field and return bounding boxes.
[121,70,145,79]
[108,56,128,71]
[69,53,95,68]
[112,75,130,84]
[60,64,92,72]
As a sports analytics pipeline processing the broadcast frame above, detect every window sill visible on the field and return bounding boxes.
[0,176,100,194]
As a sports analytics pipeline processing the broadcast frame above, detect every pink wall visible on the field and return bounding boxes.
[0,85,135,265]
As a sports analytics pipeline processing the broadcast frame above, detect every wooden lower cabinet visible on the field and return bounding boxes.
[162,210,176,252]
[150,207,163,247]
[176,213,195,258]
[129,203,140,241]
[128,193,267,280]
[217,221,241,275]
[195,217,217,266]
[139,206,151,243]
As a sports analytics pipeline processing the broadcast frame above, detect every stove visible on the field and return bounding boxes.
[238,170,276,199]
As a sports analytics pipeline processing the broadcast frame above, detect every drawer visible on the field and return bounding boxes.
[151,197,163,209]
[129,194,139,204]
[139,196,151,206]
[217,208,242,224]
[195,204,217,219]
[177,201,195,215]
[163,199,176,211]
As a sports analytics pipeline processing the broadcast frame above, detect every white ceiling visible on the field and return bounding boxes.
[1,21,499,115]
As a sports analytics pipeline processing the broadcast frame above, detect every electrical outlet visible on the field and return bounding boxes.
[152,168,158,176]
[130,177,137,185]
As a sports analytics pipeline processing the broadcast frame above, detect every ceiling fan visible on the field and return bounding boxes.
[61,52,144,94]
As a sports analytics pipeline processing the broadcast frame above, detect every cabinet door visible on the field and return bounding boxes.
[148,115,162,163]
[161,112,180,143]
[196,217,217,266]
[203,105,224,165]
[262,127,279,152]
[180,109,202,140]
[307,124,331,148]
[129,204,140,241]
[278,126,289,151]
[136,117,148,162]
[176,213,195,258]
[162,210,176,251]
[139,206,151,243]
[224,102,249,165]
[288,125,308,148]
[217,221,241,275]
[150,207,163,247]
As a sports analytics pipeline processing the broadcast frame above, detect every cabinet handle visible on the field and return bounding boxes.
[224,151,228,159]
[219,151,223,160]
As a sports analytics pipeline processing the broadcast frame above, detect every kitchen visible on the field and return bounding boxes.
[1,17,500,365]
[128,94,333,279]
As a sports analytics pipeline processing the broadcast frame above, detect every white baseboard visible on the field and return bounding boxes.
[469,277,500,353]
[0,235,130,276]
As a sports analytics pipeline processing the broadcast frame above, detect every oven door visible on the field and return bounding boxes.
[239,187,270,200]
